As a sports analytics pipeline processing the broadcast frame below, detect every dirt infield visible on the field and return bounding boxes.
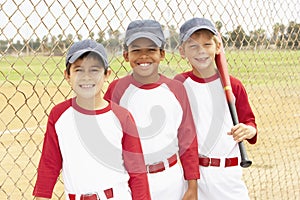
[243,85,300,199]
[1,81,300,199]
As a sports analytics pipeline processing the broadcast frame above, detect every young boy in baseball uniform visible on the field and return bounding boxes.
[104,19,200,200]
[33,39,151,200]
[174,17,257,200]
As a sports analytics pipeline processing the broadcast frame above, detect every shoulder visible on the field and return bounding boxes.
[160,75,189,100]
[110,101,129,114]
[109,102,137,128]
[160,74,185,88]
[173,71,191,83]
[108,75,132,88]
[53,98,72,110]
[230,75,245,90]
[104,75,132,101]
[110,101,132,119]
[229,75,248,97]
[230,75,243,85]
[160,75,188,95]
[48,99,73,122]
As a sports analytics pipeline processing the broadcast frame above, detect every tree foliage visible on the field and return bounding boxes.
[1,21,299,55]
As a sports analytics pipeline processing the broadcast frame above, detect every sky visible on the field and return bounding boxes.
[0,0,299,42]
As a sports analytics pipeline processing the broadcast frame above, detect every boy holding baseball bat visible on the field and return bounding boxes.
[174,17,257,199]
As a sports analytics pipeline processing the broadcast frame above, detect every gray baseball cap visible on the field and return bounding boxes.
[180,18,217,43]
[124,19,166,48]
[66,39,109,69]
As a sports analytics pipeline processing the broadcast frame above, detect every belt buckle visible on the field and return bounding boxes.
[146,164,151,173]
[163,159,169,169]
[208,158,212,166]
[200,155,211,167]
[146,161,158,173]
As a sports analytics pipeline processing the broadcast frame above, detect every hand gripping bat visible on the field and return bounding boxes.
[215,33,252,168]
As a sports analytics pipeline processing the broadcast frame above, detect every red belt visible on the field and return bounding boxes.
[147,154,177,173]
[68,188,113,200]
[199,156,238,167]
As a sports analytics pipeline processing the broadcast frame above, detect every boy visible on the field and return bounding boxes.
[174,17,257,199]
[104,20,200,200]
[33,39,151,200]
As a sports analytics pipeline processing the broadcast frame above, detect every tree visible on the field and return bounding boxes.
[14,40,23,52]
[273,23,286,48]
[66,34,73,49]
[41,36,48,54]
[230,25,247,48]
[34,38,41,52]
[168,25,179,50]
[0,40,8,52]
[51,35,57,52]
[250,28,267,49]
[24,39,29,55]
[107,28,114,40]
[96,30,106,43]
[215,21,223,33]
[273,23,281,44]
[106,29,122,53]
[286,21,300,49]
[58,34,65,52]
[89,32,95,40]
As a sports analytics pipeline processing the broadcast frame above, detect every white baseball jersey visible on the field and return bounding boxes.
[104,74,200,199]
[175,71,257,200]
[33,99,151,200]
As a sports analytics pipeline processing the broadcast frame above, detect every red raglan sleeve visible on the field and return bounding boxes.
[171,81,200,180]
[231,76,257,144]
[112,103,151,200]
[32,109,63,198]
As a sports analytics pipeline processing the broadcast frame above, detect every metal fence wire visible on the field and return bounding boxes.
[1,0,300,199]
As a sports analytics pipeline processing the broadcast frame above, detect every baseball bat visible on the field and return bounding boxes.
[215,33,252,168]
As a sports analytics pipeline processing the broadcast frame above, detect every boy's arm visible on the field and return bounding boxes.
[228,123,257,143]
[176,84,200,180]
[33,112,62,198]
[231,76,257,144]
[113,104,151,200]
[177,87,199,198]
[182,179,198,200]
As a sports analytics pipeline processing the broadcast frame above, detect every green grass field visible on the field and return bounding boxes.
[1,50,299,86]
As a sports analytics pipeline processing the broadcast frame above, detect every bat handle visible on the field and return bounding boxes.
[228,101,252,168]
[238,141,252,168]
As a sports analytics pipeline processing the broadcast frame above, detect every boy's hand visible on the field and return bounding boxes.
[182,180,197,200]
[227,123,256,142]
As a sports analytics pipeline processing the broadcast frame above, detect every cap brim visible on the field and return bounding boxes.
[126,32,162,47]
[182,26,217,42]
[68,48,108,68]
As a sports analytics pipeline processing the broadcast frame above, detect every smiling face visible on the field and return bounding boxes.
[64,53,110,108]
[179,29,221,78]
[123,38,165,84]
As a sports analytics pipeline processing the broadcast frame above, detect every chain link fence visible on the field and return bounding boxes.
[1,0,299,199]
